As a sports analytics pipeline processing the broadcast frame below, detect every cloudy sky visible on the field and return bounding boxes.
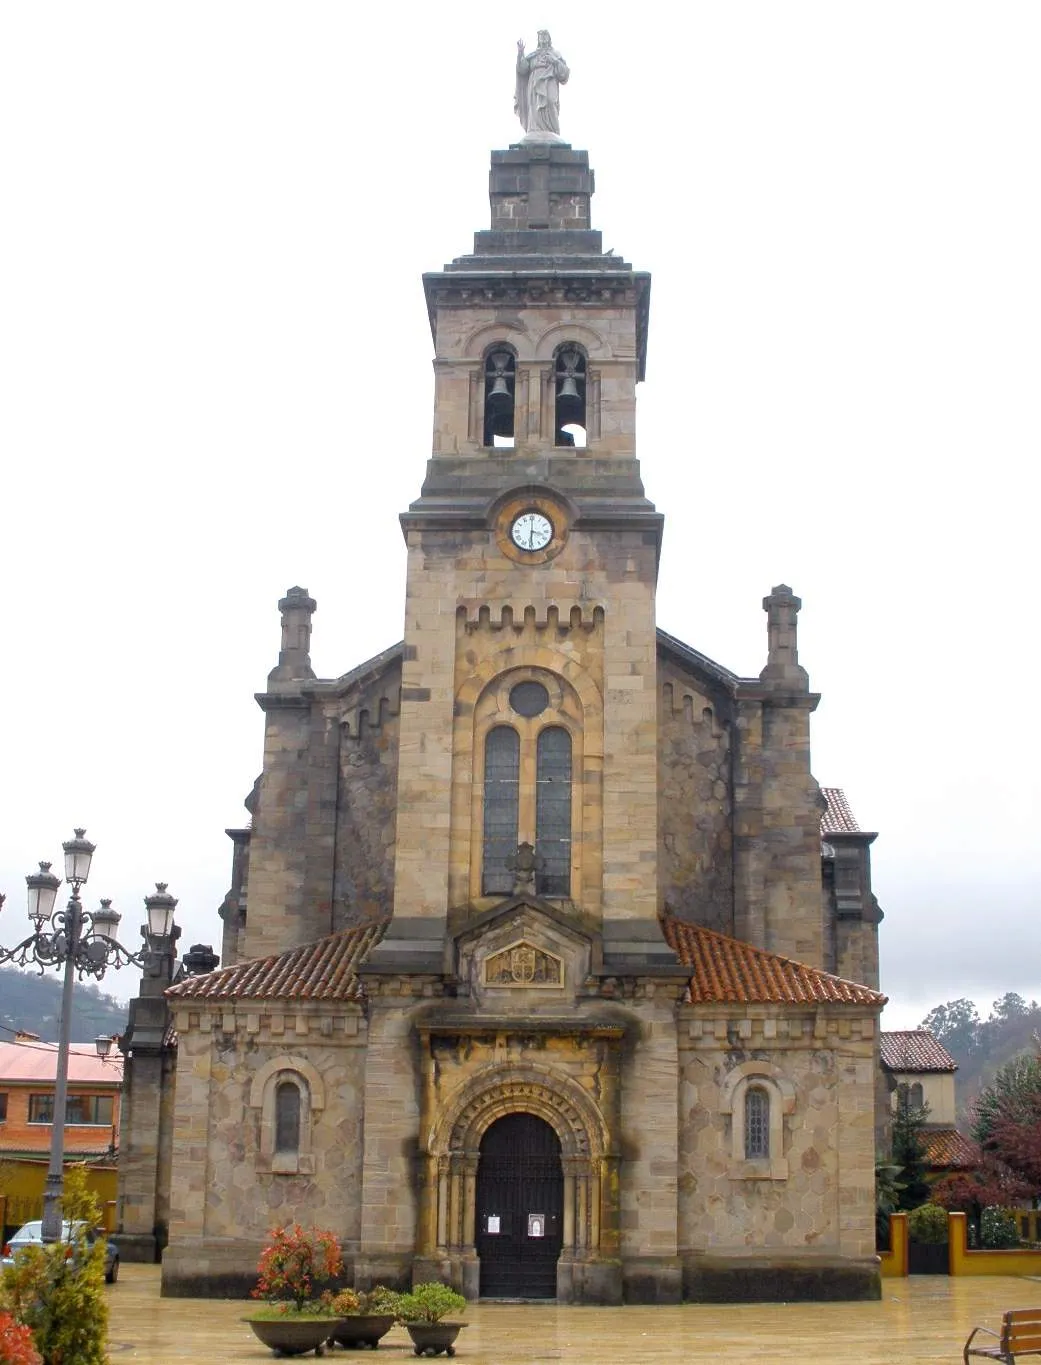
[1,3,1037,1030]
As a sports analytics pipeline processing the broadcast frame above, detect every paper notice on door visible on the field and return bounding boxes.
[487,1215,501,1234]
[528,1214,545,1237]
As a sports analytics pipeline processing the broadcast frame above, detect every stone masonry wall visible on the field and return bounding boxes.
[334,662,401,928]
[677,1006,878,1268]
[657,668,734,934]
[163,1002,367,1293]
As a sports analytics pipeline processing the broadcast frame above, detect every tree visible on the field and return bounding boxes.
[971,1051,1041,1198]
[891,1097,932,1210]
[918,998,981,1058]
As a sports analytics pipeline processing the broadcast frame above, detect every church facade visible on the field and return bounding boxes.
[154,138,886,1304]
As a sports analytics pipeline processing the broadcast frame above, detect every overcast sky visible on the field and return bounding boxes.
[1,3,1037,1031]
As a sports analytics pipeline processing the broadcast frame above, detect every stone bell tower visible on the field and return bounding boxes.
[366,139,675,975]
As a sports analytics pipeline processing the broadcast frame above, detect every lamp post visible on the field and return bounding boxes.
[0,829,177,1243]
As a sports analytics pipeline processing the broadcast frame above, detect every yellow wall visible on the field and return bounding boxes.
[0,1159,117,1233]
[948,1211,1041,1276]
[879,1212,908,1277]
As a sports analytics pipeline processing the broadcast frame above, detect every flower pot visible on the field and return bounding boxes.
[403,1321,468,1358]
[244,1315,335,1357]
[330,1312,397,1349]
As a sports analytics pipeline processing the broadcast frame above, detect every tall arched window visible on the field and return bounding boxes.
[536,727,572,895]
[482,726,520,894]
[275,1080,301,1155]
[910,1082,924,1110]
[744,1087,769,1160]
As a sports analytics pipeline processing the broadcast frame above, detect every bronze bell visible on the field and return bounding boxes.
[557,374,580,400]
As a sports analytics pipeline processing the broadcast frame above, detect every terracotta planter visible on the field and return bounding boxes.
[244,1315,336,1357]
[329,1312,397,1349]
[403,1321,468,1357]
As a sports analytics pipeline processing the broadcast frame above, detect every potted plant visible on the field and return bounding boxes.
[244,1223,344,1357]
[395,1282,468,1358]
[326,1286,400,1351]
[907,1202,949,1275]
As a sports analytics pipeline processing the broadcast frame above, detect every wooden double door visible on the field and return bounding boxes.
[474,1112,563,1299]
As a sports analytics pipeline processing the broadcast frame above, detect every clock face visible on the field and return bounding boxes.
[510,511,553,552]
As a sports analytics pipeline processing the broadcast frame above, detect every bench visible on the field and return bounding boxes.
[964,1308,1041,1363]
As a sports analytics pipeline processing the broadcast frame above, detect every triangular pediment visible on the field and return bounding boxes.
[452,897,597,1003]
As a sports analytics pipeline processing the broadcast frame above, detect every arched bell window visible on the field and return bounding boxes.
[484,349,516,448]
[275,1080,301,1155]
[554,346,586,447]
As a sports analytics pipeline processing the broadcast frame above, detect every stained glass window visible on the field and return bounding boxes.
[483,726,520,895]
[536,727,572,896]
[744,1087,769,1159]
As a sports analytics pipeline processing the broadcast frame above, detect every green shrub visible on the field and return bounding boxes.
[980,1206,1021,1249]
[908,1202,949,1244]
[0,1167,108,1365]
[395,1282,466,1323]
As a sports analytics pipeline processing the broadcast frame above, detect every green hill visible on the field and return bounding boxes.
[0,965,128,1044]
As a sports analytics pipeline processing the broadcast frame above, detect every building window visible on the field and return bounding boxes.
[28,1094,54,1124]
[275,1080,301,1155]
[535,727,572,895]
[720,1063,794,1180]
[65,1095,115,1126]
[0,1093,7,1122]
[482,726,520,894]
[744,1087,769,1159]
[250,1056,325,1176]
[28,1094,114,1125]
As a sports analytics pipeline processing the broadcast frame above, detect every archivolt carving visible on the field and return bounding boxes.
[429,1064,609,1160]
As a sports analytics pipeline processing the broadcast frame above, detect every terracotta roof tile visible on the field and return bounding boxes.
[820,787,861,834]
[168,923,384,1003]
[880,1030,957,1072]
[925,1127,978,1169]
[661,915,886,1007]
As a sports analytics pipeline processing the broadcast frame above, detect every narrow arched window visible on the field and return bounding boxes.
[535,727,572,896]
[275,1080,301,1155]
[482,726,520,894]
[554,347,586,447]
[484,350,516,448]
[910,1082,924,1109]
[744,1086,769,1159]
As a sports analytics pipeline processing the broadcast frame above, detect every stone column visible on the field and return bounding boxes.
[756,585,824,967]
[116,910,184,1264]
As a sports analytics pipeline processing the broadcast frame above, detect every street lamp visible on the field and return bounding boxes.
[0,830,177,1243]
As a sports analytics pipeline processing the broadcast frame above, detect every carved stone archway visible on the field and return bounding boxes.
[418,1062,619,1298]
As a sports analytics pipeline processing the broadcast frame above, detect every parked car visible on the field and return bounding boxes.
[1,1220,119,1283]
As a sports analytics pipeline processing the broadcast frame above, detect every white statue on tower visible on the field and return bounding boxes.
[515,31,570,144]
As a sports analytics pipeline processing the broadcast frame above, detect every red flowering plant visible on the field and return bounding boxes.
[251,1224,343,1316]
[0,1312,42,1365]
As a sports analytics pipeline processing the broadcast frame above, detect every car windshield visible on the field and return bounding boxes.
[9,1221,90,1244]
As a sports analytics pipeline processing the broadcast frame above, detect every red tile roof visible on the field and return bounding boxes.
[925,1127,978,1169]
[661,915,886,1007]
[0,1040,123,1085]
[821,787,860,834]
[880,1030,957,1072]
[168,923,383,1003]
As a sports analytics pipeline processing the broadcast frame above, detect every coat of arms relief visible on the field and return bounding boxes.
[483,940,563,987]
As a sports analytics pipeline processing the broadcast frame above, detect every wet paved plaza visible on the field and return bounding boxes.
[106,1265,1041,1363]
